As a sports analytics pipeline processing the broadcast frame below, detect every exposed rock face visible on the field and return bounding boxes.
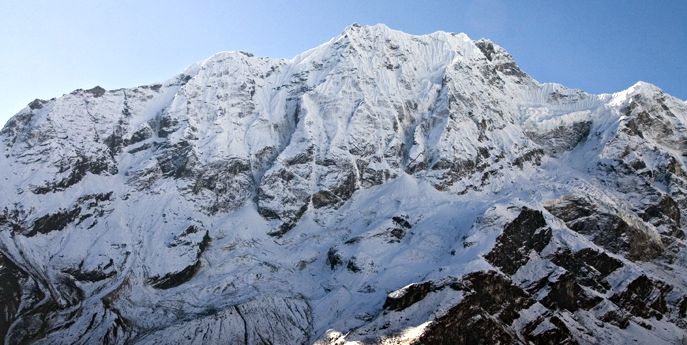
[414,271,535,345]
[147,226,210,289]
[331,203,685,344]
[610,275,673,320]
[0,254,23,344]
[1,24,686,344]
[550,248,622,292]
[545,195,665,261]
[383,281,437,312]
[485,208,552,274]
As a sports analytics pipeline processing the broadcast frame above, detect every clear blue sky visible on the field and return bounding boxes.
[2,0,686,125]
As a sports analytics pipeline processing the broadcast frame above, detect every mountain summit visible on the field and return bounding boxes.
[1,24,687,344]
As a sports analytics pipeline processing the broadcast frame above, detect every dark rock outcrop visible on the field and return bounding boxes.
[610,275,672,320]
[485,208,552,274]
[28,207,81,237]
[541,272,602,312]
[550,248,623,292]
[148,227,210,289]
[413,271,534,345]
[383,281,436,312]
[521,316,578,345]
[0,254,23,344]
[32,155,118,194]
[545,196,664,261]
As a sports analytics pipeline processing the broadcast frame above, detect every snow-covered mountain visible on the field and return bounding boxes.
[1,23,687,344]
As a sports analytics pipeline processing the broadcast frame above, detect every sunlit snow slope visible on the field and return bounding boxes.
[1,24,687,345]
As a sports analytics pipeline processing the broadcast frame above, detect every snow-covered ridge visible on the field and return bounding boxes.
[1,24,687,345]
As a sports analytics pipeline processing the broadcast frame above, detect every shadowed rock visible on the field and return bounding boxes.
[0,254,24,344]
[485,208,552,275]
[611,275,672,320]
[545,196,663,261]
[413,271,534,345]
[383,281,436,312]
[541,272,602,312]
[28,207,81,237]
[148,227,210,289]
[551,248,623,292]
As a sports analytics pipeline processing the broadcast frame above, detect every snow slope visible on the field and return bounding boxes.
[1,24,687,344]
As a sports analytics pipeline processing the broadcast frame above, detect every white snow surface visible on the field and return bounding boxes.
[1,23,686,345]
